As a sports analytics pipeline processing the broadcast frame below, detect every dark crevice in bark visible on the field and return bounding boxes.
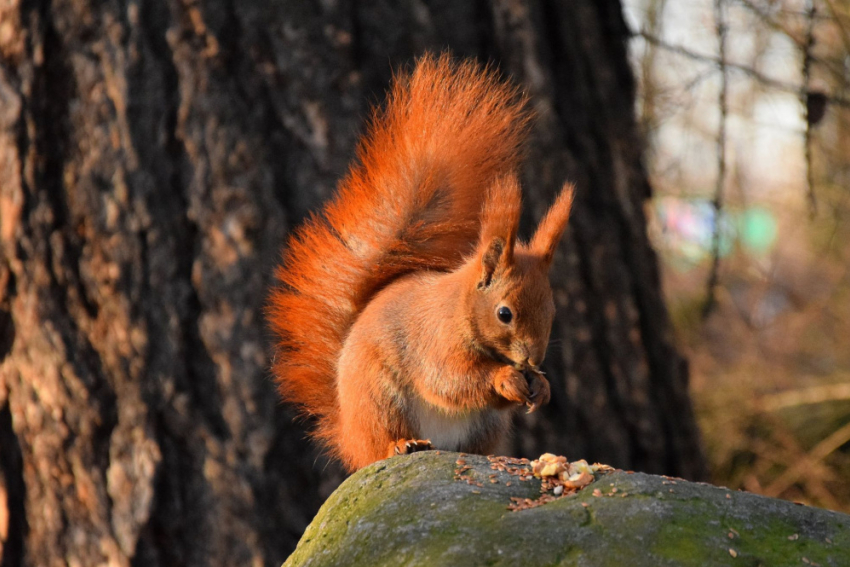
[0,311,13,364]
[348,0,367,82]
[182,255,231,441]
[134,416,209,567]
[611,202,694,475]
[0,403,27,567]
[256,408,339,566]
[592,0,639,124]
[618,217,704,477]
[218,0,242,74]
[171,216,229,441]
[129,4,223,563]
[29,7,85,308]
[208,0,260,117]
[0,270,15,363]
[472,0,499,61]
[141,0,230,442]
[537,0,583,145]
[351,4,414,107]
[221,0,299,236]
[569,216,641,465]
[3,44,24,369]
[138,0,180,133]
[21,3,122,485]
[254,10,341,229]
[536,0,642,468]
[13,5,39,227]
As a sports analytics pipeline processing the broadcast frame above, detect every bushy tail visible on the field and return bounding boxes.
[267,53,530,457]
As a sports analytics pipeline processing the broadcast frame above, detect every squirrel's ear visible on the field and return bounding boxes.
[529,183,575,269]
[479,237,506,288]
[477,175,521,288]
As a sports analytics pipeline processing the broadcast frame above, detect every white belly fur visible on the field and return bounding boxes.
[413,398,480,451]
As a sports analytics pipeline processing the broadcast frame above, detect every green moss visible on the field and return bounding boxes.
[651,499,748,565]
[649,491,850,566]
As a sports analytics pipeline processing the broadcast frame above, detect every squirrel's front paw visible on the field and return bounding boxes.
[388,438,433,458]
[525,368,551,413]
[493,367,531,406]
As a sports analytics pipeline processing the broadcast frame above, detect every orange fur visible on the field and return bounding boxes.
[530,183,575,266]
[268,54,573,472]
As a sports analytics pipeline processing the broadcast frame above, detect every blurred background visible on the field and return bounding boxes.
[626,0,850,513]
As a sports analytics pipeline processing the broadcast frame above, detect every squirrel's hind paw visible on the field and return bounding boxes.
[388,438,433,457]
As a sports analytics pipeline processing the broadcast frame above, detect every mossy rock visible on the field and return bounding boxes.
[284,451,850,566]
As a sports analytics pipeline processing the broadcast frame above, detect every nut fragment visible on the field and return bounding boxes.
[487,453,615,512]
[531,453,568,477]
[562,471,593,489]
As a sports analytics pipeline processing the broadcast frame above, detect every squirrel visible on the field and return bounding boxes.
[267,54,574,472]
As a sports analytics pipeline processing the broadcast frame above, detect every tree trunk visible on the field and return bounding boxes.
[0,1,705,566]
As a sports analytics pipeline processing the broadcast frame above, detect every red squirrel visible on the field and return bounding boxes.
[268,54,574,472]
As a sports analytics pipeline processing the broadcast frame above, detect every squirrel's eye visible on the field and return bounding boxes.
[497,306,513,324]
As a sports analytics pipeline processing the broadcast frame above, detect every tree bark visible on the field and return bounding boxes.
[0,1,705,566]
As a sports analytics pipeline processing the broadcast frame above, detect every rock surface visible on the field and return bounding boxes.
[284,451,849,567]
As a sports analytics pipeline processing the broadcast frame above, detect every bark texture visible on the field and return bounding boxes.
[0,1,705,565]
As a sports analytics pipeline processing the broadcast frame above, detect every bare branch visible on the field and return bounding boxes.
[634,29,850,108]
[703,0,729,319]
[803,0,818,214]
[739,0,848,83]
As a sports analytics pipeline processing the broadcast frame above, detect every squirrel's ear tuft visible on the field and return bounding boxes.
[530,182,575,269]
[477,175,521,288]
[477,174,521,284]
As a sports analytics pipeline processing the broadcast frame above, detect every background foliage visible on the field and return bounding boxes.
[627,0,850,513]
